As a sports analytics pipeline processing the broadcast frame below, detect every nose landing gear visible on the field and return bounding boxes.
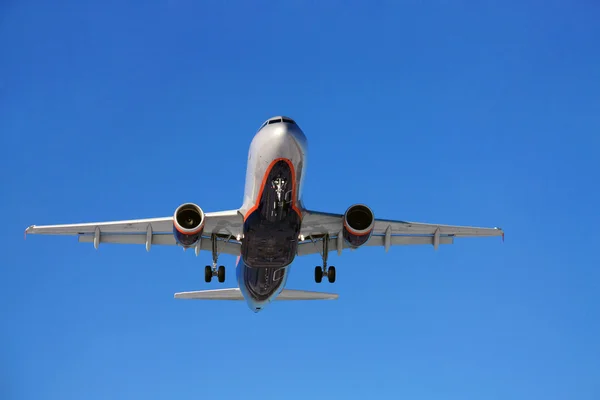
[271,177,287,203]
[314,234,336,283]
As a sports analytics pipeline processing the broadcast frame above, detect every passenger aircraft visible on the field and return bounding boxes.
[25,116,504,312]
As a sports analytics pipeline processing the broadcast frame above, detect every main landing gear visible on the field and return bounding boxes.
[315,265,335,283]
[315,234,336,284]
[205,234,226,283]
[205,265,225,283]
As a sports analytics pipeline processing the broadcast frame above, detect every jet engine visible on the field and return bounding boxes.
[342,204,375,247]
[173,203,205,247]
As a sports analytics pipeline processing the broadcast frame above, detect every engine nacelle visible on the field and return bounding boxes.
[173,203,205,247]
[343,204,375,247]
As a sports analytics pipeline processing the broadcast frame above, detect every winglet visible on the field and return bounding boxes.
[495,227,504,242]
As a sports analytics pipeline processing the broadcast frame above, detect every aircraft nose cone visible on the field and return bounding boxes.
[273,123,292,136]
[280,124,307,150]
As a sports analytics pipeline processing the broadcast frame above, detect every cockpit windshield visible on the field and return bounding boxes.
[257,117,297,131]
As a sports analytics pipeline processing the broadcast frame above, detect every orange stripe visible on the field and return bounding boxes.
[343,220,373,236]
[174,221,204,236]
[244,158,301,222]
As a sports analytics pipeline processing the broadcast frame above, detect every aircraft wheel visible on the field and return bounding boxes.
[204,266,212,283]
[217,265,226,283]
[327,266,336,283]
[314,266,323,283]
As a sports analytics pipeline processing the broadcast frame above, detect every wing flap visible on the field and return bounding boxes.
[79,233,176,245]
[78,234,241,255]
[297,235,454,256]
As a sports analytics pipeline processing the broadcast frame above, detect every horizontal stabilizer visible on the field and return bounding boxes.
[174,288,338,301]
[174,288,244,300]
[276,289,338,300]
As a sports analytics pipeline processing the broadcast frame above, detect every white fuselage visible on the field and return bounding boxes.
[239,119,308,215]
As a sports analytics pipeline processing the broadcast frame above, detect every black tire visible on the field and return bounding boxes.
[217,265,226,283]
[204,266,212,283]
[328,266,336,283]
[314,266,322,283]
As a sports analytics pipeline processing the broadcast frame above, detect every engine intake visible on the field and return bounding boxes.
[343,204,375,247]
[173,203,205,247]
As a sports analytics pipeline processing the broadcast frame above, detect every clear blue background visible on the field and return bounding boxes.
[2,1,599,399]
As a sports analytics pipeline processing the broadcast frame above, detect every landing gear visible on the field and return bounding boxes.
[270,176,292,219]
[205,234,226,283]
[327,266,336,283]
[314,234,336,283]
[314,266,322,283]
[314,265,336,283]
[204,265,226,283]
[271,177,287,203]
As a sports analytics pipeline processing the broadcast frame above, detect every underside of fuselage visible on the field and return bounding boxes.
[241,159,301,268]
[233,116,308,312]
[238,158,303,311]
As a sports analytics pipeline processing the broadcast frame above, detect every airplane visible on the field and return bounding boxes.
[25,116,504,312]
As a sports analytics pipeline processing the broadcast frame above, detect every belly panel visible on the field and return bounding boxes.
[241,159,301,268]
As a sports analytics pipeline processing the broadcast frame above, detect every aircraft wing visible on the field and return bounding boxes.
[24,210,244,255]
[297,210,503,256]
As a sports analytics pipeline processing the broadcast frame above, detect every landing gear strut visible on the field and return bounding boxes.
[205,234,226,283]
[315,234,336,283]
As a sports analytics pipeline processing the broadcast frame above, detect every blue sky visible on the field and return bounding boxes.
[1,1,599,399]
